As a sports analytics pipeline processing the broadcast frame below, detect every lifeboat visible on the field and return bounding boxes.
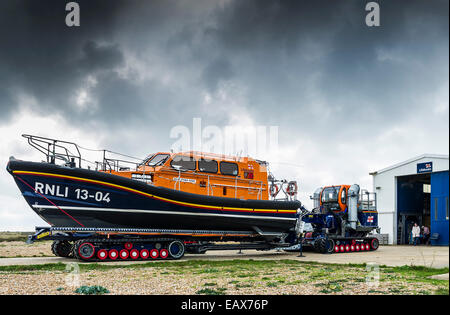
[7,135,301,234]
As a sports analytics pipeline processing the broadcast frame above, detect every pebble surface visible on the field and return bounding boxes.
[0,262,444,295]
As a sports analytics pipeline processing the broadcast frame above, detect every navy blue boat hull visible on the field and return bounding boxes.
[7,160,300,233]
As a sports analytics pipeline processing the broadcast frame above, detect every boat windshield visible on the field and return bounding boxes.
[147,154,169,166]
[321,186,341,203]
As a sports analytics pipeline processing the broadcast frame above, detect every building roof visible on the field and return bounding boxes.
[369,154,449,175]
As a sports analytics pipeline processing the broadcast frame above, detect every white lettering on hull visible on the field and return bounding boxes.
[34,182,69,198]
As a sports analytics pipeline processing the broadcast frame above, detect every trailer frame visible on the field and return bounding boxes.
[28,226,295,261]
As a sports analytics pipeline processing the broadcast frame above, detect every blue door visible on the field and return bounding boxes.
[430,171,449,245]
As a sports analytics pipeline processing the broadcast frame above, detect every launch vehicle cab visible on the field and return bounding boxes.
[320,185,351,213]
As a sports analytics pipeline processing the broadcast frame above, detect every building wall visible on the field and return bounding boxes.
[431,171,449,245]
[372,156,449,244]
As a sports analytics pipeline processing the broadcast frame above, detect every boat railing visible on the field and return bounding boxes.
[359,190,377,212]
[257,181,263,200]
[22,134,82,168]
[173,168,182,190]
[184,151,243,162]
[22,134,272,201]
[207,175,214,196]
[269,178,298,202]
[96,157,141,173]
[22,134,144,172]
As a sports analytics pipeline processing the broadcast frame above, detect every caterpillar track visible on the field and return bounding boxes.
[51,240,74,258]
[332,237,379,253]
[56,238,187,262]
[308,237,379,254]
[32,226,285,262]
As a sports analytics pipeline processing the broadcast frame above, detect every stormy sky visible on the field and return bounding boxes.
[0,0,448,230]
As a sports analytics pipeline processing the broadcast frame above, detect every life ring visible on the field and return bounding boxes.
[269,184,280,198]
[286,181,298,196]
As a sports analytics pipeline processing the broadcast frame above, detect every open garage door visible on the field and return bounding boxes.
[396,174,431,245]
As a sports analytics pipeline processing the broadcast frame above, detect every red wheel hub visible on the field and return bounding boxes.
[150,249,159,259]
[160,249,169,259]
[355,245,360,251]
[360,244,365,251]
[124,242,133,250]
[130,249,139,259]
[350,245,355,252]
[109,249,118,260]
[371,238,379,250]
[345,245,350,252]
[340,245,345,252]
[78,242,95,260]
[140,249,149,259]
[97,249,108,260]
[119,249,129,259]
[334,246,340,253]
[365,244,370,251]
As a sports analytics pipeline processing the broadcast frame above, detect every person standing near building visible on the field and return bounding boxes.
[422,225,430,245]
[412,223,421,246]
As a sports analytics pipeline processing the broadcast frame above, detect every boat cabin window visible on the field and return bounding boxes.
[147,154,170,166]
[198,159,218,173]
[220,162,238,176]
[170,155,196,171]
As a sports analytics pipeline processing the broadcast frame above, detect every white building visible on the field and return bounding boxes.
[370,154,449,245]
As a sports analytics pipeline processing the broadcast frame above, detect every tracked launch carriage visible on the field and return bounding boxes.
[299,185,381,253]
[7,135,380,261]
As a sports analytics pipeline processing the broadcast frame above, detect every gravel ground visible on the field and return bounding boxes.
[1,242,448,270]
[0,260,447,295]
[0,241,448,295]
[0,241,52,258]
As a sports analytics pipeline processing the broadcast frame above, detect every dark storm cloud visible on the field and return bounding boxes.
[0,0,128,121]
[202,58,234,92]
[208,0,343,52]
[203,0,448,138]
[79,41,124,72]
[0,0,448,143]
[0,0,220,130]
